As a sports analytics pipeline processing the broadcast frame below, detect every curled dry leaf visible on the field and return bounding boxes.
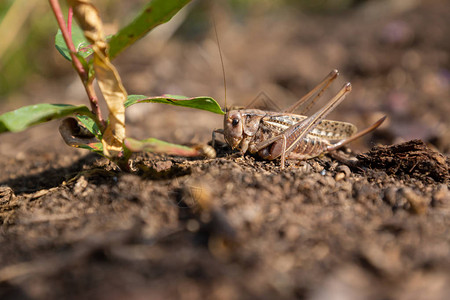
[69,0,126,157]
[59,118,102,152]
[93,52,127,157]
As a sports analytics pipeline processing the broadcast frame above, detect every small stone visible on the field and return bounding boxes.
[336,165,351,177]
[15,152,26,161]
[186,219,200,232]
[400,187,429,214]
[155,160,173,172]
[284,224,301,241]
[335,172,346,181]
[384,187,398,207]
[73,176,89,196]
[432,184,449,208]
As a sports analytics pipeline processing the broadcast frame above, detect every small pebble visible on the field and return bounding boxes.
[432,184,449,207]
[335,172,345,181]
[186,219,200,232]
[400,187,428,214]
[337,165,351,177]
[335,165,351,181]
[384,187,398,207]
[155,160,173,172]
[74,176,88,196]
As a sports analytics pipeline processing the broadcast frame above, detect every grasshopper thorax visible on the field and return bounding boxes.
[223,110,244,149]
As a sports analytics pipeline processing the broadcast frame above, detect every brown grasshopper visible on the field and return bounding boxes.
[212,69,386,169]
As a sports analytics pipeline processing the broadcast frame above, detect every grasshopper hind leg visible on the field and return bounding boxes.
[326,116,386,152]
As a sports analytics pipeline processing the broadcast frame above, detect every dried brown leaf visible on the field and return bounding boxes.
[68,0,126,157]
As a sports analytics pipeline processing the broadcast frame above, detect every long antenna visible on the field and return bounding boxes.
[213,18,227,111]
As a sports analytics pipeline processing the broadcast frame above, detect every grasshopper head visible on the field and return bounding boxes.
[223,110,244,149]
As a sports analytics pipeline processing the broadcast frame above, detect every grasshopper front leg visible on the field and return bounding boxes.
[212,129,224,149]
[213,128,251,155]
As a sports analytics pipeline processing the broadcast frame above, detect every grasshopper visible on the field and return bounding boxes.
[212,69,386,169]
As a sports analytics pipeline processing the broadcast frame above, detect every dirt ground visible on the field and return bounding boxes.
[0,1,449,299]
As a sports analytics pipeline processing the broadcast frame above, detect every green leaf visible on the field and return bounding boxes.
[0,104,92,133]
[78,142,104,155]
[76,115,102,140]
[55,26,93,61]
[125,94,225,115]
[108,0,192,59]
[125,137,202,157]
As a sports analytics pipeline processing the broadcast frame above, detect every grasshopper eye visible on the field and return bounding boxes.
[232,118,239,126]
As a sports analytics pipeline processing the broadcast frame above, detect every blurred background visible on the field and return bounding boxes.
[0,0,449,155]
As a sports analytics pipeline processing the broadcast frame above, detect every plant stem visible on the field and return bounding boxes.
[48,0,105,127]
[49,0,85,79]
[67,7,72,36]
[85,83,104,127]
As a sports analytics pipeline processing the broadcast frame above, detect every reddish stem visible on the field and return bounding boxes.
[48,0,105,126]
[49,0,85,78]
[67,7,72,36]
